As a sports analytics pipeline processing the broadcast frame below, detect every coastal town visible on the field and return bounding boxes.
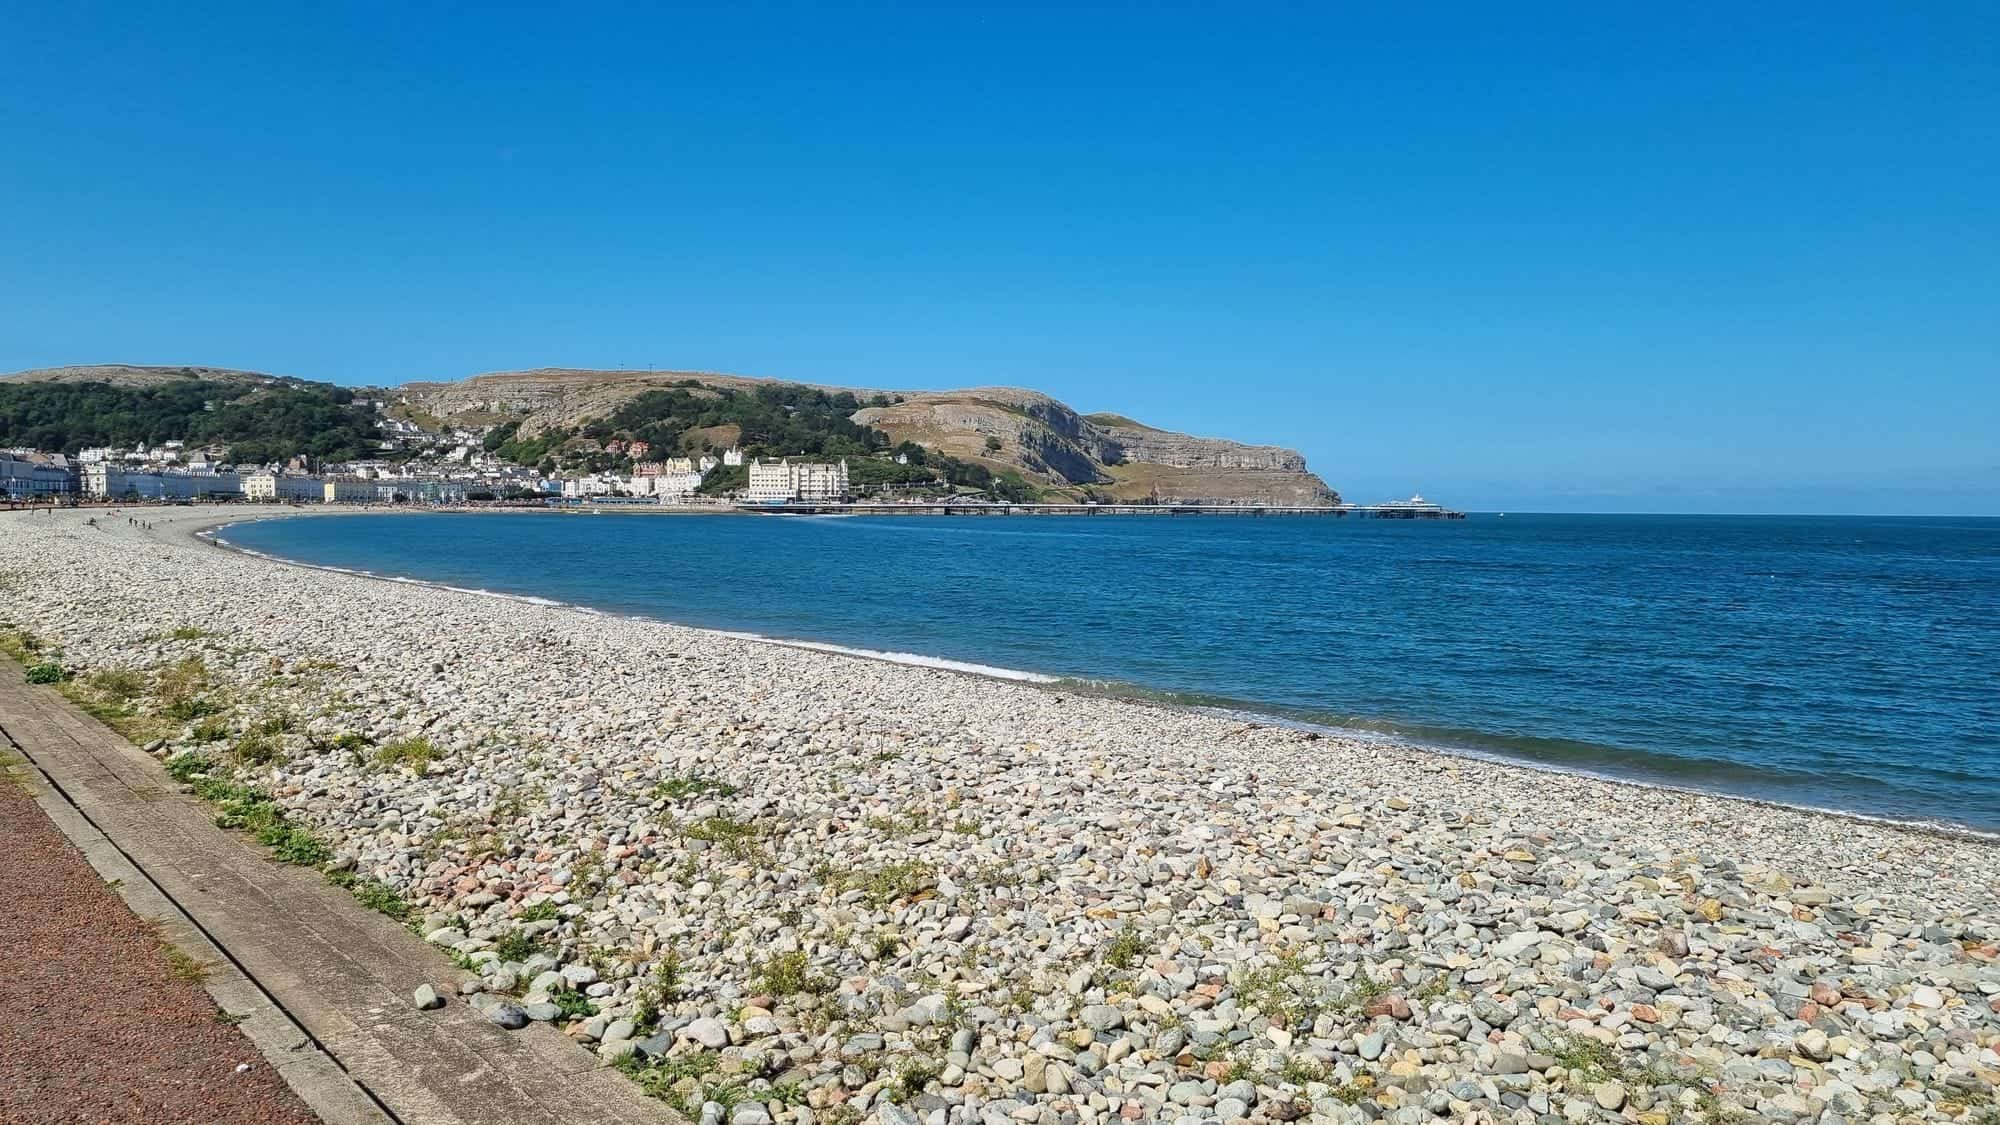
[0,432,846,506]
[1,443,1456,517]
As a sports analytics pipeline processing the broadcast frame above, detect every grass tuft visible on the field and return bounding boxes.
[374,736,438,774]
[162,943,210,983]
[649,773,738,800]
[89,667,148,699]
[752,950,834,996]
[550,987,598,1019]
[230,731,283,765]
[681,815,764,860]
[820,860,936,907]
[490,928,541,963]
[1102,925,1147,970]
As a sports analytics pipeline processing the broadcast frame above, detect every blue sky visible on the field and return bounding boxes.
[2,4,1994,514]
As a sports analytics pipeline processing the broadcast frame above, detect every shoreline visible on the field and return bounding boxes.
[8,504,1998,1124]
[197,505,1997,845]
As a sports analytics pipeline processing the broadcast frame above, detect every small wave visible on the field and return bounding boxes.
[713,631,1061,683]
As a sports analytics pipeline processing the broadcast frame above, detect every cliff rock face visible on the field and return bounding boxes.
[853,386,1338,505]
[1099,425,1307,472]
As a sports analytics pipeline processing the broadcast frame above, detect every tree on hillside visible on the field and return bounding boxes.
[0,379,380,462]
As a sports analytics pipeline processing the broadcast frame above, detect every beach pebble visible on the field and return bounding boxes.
[6,507,1998,1125]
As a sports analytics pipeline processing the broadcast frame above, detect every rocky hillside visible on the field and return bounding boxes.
[5,364,311,389]
[5,363,1340,504]
[398,368,1338,504]
[849,386,1334,504]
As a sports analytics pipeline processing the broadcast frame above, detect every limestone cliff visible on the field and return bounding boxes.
[849,385,1338,504]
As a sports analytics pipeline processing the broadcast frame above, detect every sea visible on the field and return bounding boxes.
[221,511,2000,834]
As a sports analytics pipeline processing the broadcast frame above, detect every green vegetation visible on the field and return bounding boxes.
[482,420,521,451]
[550,986,599,1019]
[163,751,213,784]
[590,382,888,462]
[161,942,210,984]
[374,736,438,774]
[1280,1056,1328,1084]
[153,655,217,719]
[229,730,282,765]
[649,773,739,800]
[0,748,27,791]
[24,661,63,684]
[168,626,208,641]
[1102,926,1147,970]
[491,928,542,963]
[1233,952,1338,1025]
[348,876,412,921]
[493,425,572,470]
[694,462,748,496]
[165,695,223,721]
[891,1057,942,1100]
[517,899,561,923]
[1330,1082,1372,1106]
[0,377,381,463]
[681,815,764,860]
[189,717,231,743]
[616,1050,744,1119]
[865,808,934,836]
[167,751,332,866]
[52,666,172,743]
[627,950,681,1033]
[0,626,42,660]
[752,950,833,996]
[844,442,1041,500]
[820,860,936,907]
[88,667,148,700]
[1549,1032,1624,1084]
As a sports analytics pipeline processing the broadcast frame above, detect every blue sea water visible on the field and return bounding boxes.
[223,511,2000,833]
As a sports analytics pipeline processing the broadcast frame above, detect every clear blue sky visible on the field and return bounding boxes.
[3,4,1994,513]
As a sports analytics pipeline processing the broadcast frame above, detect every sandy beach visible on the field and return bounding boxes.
[2,504,1995,1125]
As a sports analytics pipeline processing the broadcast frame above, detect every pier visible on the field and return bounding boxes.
[734,501,1465,518]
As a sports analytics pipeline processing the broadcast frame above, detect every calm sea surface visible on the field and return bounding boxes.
[224,512,2000,832]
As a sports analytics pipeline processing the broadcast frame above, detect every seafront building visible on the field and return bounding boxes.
[373,478,469,504]
[242,471,327,502]
[323,477,376,504]
[628,469,706,502]
[0,450,79,498]
[745,458,850,504]
[81,463,242,501]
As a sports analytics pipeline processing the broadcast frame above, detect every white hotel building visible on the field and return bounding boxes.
[745,458,850,504]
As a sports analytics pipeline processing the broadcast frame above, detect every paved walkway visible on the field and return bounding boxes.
[0,747,322,1124]
[0,672,675,1125]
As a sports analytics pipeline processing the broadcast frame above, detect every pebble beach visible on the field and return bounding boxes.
[2,506,1996,1125]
